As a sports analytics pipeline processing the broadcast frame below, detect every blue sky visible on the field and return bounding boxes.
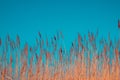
[0,0,120,49]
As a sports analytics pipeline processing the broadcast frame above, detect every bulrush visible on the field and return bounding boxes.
[0,38,2,46]
[59,48,63,62]
[0,32,120,80]
[16,35,20,48]
[118,19,120,28]
[24,43,28,57]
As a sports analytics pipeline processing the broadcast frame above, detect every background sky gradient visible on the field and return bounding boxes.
[0,0,120,49]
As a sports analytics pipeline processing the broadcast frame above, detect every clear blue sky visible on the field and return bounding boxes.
[0,0,120,48]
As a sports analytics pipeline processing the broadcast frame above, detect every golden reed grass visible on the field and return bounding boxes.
[0,32,120,80]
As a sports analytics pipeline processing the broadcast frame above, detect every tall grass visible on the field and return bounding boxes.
[0,31,120,80]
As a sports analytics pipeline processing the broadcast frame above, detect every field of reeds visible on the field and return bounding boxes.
[0,31,120,80]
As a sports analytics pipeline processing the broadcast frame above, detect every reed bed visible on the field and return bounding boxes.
[0,31,120,80]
